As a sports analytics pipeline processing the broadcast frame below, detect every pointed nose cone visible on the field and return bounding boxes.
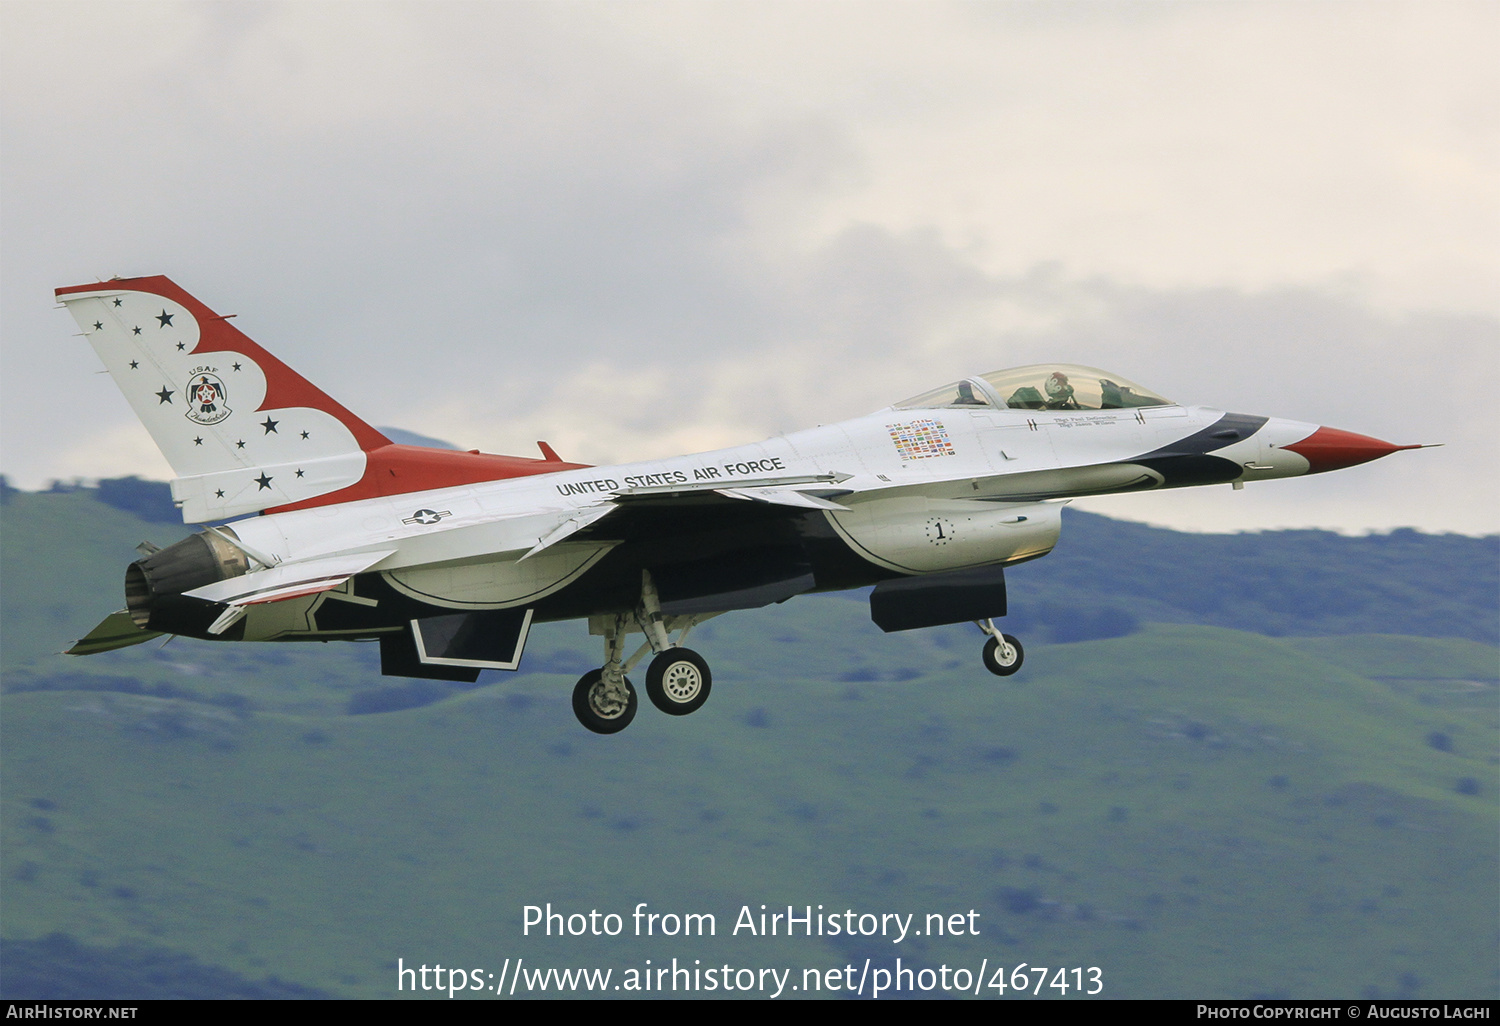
[1282,426,1422,474]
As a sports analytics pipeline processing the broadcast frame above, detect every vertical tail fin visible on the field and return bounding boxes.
[57,276,391,522]
[60,276,593,523]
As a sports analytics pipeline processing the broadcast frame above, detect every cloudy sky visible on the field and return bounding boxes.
[3,1,1495,534]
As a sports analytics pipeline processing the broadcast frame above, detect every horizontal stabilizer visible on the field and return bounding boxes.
[171,453,369,523]
[185,549,395,607]
[66,609,163,655]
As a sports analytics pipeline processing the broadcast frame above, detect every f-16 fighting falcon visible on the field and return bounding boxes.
[58,276,1427,732]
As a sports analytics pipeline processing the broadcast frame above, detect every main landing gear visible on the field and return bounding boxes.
[572,667,637,735]
[572,571,716,734]
[976,618,1024,676]
[645,647,711,716]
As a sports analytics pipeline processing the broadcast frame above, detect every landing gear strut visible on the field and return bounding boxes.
[571,571,716,733]
[976,618,1024,676]
[571,610,639,734]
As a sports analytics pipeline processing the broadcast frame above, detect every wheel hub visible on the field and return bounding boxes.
[661,663,702,702]
[589,681,630,719]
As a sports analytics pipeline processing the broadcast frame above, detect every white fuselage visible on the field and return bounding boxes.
[225,402,1322,639]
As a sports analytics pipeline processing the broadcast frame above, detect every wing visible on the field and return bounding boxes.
[520,472,854,559]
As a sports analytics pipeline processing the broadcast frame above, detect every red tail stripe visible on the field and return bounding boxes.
[57,275,391,452]
[267,445,592,513]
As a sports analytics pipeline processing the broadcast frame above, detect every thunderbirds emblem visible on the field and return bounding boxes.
[184,371,231,426]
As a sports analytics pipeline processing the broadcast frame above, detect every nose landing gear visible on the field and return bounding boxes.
[977,618,1024,676]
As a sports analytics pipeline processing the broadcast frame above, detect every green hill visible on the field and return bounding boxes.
[1,482,1496,999]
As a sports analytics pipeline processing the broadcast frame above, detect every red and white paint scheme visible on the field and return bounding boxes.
[59,276,1428,733]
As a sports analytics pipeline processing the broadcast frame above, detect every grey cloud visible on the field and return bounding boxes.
[3,2,1492,534]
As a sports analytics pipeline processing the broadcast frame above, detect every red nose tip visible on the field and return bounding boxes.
[1282,427,1422,474]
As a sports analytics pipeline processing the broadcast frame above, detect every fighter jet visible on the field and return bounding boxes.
[58,276,1426,732]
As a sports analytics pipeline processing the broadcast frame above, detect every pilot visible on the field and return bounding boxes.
[1044,371,1078,409]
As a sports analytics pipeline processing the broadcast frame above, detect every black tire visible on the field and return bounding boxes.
[572,669,638,734]
[982,635,1024,677]
[645,648,712,716]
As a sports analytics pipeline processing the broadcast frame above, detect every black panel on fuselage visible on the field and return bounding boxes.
[527,502,897,622]
[1131,412,1269,460]
[307,497,903,638]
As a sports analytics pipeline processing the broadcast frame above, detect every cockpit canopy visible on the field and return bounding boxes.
[892,364,1172,412]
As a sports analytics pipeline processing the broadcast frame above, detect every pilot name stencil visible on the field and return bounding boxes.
[1053,415,1120,429]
